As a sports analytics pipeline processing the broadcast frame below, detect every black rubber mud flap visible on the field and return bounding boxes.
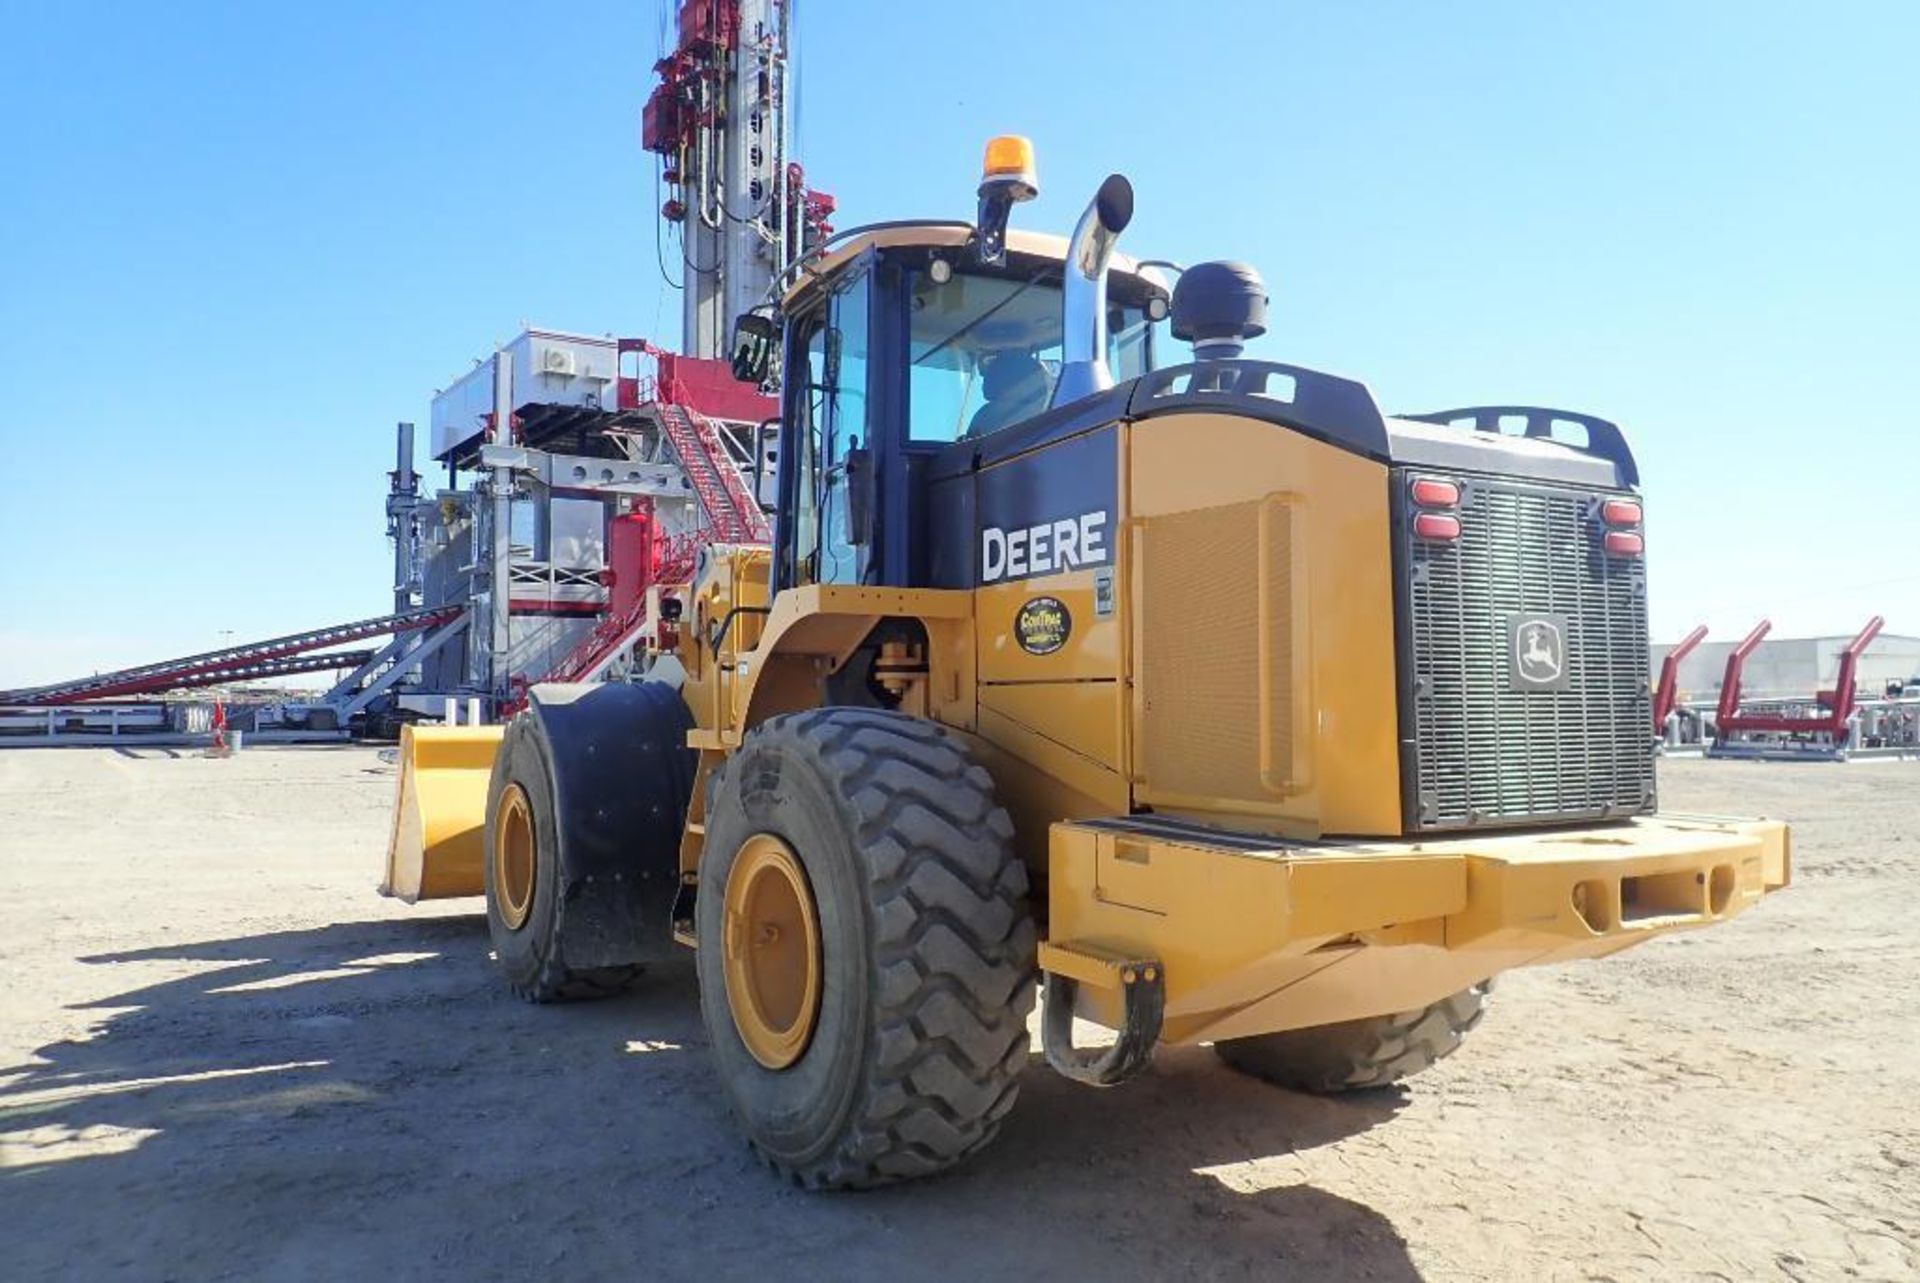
[524,681,695,968]
[1041,965,1165,1087]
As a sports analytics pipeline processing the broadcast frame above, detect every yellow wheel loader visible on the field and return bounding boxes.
[385,138,1789,1188]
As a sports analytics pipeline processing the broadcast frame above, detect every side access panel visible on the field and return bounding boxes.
[1126,411,1403,838]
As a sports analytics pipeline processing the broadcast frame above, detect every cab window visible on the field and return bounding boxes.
[906,268,1155,445]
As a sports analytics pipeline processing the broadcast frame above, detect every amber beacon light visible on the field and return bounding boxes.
[974,135,1039,266]
[981,134,1039,199]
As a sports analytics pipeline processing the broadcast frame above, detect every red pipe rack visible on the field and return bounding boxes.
[1654,623,1708,734]
[1713,615,1886,746]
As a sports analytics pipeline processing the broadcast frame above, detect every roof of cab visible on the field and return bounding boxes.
[781,222,1169,307]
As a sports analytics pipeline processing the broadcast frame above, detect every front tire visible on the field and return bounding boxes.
[1215,982,1491,1092]
[483,713,643,1002]
[697,708,1037,1188]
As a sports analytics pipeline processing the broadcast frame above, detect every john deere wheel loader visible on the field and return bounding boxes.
[384,138,1789,1188]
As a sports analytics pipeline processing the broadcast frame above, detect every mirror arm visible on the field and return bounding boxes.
[753,416,779,506]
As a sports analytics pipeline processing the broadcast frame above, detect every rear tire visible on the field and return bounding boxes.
[697,708,1037,1188]
[1215,982,1491,1092]
[484,714,643,1002]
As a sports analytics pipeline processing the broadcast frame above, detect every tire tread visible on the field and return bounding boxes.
[1216,981,1491,1093]
[718,707,1036,1189]
[486,715,645,1005]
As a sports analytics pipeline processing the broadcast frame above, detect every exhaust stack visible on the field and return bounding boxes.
[1049,173,1134,408]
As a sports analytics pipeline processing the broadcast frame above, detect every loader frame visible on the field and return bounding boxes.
[383,218,1792,1130]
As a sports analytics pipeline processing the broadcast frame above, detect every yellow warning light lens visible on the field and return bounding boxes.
[980,135,1038,200]
[982,134,1034,178]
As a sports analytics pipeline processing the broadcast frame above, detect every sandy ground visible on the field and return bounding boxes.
[1,747,1915,1282]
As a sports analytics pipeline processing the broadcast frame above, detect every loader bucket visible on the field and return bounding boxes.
[381,723,505,902]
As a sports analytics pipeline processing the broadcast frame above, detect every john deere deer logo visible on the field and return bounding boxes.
[1509,615,1569,691]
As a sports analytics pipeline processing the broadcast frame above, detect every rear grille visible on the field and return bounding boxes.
[1397,472,1655,831]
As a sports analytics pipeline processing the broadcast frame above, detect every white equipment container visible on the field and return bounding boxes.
[430,329,620,462]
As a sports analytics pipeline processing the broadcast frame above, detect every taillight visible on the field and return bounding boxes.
[1601,498,1642,527]
[1410,477,1460,508]
[1413,512,1461,542]
[1604,530,1644,556]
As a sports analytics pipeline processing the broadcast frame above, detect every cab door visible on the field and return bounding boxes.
[775,265,873,589]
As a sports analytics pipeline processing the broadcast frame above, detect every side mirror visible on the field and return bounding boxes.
[845,444,874,546]
[730,309,779,384]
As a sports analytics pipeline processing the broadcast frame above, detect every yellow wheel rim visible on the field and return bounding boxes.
[492,783,536,932]
[722,834,822,1070]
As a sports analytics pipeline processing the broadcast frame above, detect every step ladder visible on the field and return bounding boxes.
[654,401,771,545]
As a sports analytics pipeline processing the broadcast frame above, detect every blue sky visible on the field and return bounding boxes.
[1,1,1915,684]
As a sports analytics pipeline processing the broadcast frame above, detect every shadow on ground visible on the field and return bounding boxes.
[2,917,1422,1281]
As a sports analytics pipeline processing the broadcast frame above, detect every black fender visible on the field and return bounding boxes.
[524,680,695,967]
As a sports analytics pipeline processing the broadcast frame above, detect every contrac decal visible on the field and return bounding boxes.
[1014,597,1072,656]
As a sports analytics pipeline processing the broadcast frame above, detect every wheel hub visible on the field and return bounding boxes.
[492,782,536,931]
[722,833,822,1070]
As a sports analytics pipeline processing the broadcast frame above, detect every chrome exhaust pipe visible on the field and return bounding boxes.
[1049,173,1134,408]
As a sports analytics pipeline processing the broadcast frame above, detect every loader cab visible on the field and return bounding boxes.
[754,226,1171,593]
